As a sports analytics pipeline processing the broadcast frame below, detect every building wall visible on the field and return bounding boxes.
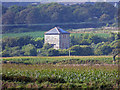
[45,35,60,49]
[45,34,70,49]
[60,34,70,49]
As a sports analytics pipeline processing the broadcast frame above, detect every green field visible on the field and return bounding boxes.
[3,31,110,38]
[2,63,119,89]
[1,56,119,89]
[71,33,109,38]
[2,31,45,38]
[2,56,118,64]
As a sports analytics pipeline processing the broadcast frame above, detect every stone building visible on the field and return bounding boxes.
[44,27,70,49]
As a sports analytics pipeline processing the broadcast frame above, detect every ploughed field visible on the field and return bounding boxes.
[1,56,119,89]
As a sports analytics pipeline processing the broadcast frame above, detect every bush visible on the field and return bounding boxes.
[48,48,59,56]
[94,43,112,55]
[22,44,37,56]
[69,45,94,56]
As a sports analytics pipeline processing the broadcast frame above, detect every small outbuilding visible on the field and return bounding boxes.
[44,27,70,49]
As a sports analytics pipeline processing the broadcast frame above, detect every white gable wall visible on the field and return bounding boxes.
[45,34,60,49]
[45,34,70,49]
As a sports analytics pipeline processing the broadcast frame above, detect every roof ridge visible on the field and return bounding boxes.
[45,27,55,33]
[45,27,70,35]
[55,27,60,33]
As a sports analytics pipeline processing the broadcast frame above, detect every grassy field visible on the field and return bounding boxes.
[71,33,109,38]
[2,31,45,38]
[2,56,118,64]
[3,31,110,38]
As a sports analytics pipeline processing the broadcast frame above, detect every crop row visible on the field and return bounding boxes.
[2,56,118,64]
[2,63,119,89]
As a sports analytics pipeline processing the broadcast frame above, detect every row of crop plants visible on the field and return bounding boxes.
[2,56,118,64]
[1,63,119,89]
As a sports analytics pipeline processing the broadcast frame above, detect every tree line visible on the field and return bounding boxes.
[2,2,118,33]
[2,33,120,57]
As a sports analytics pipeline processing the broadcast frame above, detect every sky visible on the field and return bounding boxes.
[0,0,119,2]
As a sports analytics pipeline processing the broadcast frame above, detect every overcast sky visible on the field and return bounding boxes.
[0,0,119,2]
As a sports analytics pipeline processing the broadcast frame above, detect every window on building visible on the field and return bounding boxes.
[64,35,66,38]
[63,35,64,38]
[63,34,66,38]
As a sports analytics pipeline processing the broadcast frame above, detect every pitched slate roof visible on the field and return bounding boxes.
[45,27,70,35]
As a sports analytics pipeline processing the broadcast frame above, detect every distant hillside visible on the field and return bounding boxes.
[2,2,118,7]
[2,2,118,33]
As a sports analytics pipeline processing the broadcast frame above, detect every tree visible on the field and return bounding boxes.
[88,34,106,44]
[99,14,110,22]
[2,2,117,33]
[33,37,44,48]
[48,48,59,56]
[59,49,69,56]
[94,42,104,50]
[2,10,15,24]
[2,46,23,57]
[69,45,94,56]
[109,33,116,42]
[80,39,92,45]
[110,39,120,49]
[8,5,26,13]
[2,11,16,33]
[43,43,53,50]
[73,7,89,22]
[15,8,31,24]
[16,36,32,47]
[26,7,41,24]
[22,44,37,56]
[82,33,89,39]
[94,2,117,19]
[80,46,94,56]
[69,45,82,55]
[94,43,112,55]
[2,36,32,50]
[2,37,18,49]
[70,35,80,46]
